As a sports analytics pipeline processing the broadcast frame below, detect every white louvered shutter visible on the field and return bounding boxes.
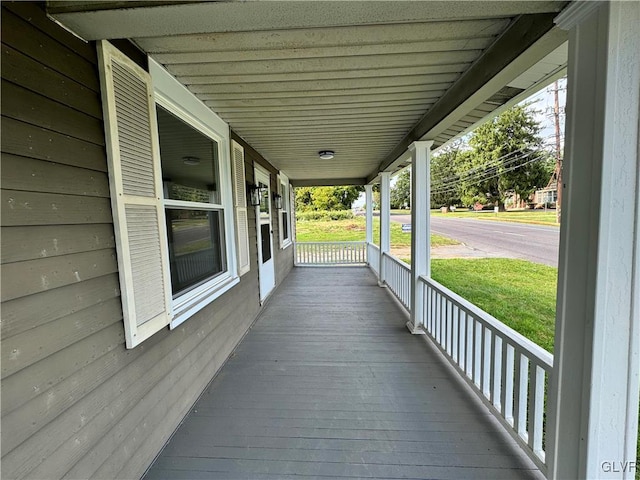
[231,140,251,275]
[97,41,172,349]
[290,183,296,242]
[277,174,283,248]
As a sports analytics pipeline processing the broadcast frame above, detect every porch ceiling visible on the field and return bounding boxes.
[49,1,569,185]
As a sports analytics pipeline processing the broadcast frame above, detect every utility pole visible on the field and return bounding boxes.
[553,81,563,223]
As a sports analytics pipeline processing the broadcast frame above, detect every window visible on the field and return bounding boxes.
[156,105,227,296]
[279,174,292,248]
[153,63,240,330]
[98,41,243,347]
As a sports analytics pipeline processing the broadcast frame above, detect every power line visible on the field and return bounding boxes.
[430,133,559,190]
[430,153,548,196]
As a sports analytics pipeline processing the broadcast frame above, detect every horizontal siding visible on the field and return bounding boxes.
[1,273,120,340]
[1,80,105,145]
[1,6,99,91]
[0,4,285,480]
[1,190,113,226]
[1,224,116,264]
[1,43,103,119]
[1,117,107,172]
[0,249,118,302]
[1,154,111,197]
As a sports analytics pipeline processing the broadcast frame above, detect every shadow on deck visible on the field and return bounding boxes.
[144,267,543,480]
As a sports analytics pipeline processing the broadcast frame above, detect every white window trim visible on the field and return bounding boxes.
[278,173,293,249]
[149,58,239,329]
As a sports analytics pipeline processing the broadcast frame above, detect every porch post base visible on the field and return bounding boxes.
[406,321,425,335]
[377,280,386,288]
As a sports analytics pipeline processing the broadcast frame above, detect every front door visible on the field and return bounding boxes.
[255,167,275,301]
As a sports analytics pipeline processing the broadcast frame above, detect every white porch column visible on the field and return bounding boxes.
[407,141,433,334]
[378,172,391,287]
[365,184,373,245]
[548,2,639,479]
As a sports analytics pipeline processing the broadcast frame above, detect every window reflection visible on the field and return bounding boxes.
[157,105,221,205]
[165,209,226,295]
[259,182,270,216]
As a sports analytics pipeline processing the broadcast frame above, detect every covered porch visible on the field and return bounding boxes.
[35,1,640,478]
[145,267,543,479]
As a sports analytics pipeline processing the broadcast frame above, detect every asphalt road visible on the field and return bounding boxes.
[391,214,560,267]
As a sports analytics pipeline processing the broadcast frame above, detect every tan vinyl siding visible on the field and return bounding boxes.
[0,3,284,479]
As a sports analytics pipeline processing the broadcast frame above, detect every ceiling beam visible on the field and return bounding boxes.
[366,13,567,184]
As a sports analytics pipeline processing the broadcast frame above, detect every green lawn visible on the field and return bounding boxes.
[431,258,557,353]
[431,209,559,226]
[295,216,458,247]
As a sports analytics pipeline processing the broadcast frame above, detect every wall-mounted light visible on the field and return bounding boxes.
[318,150,335,160]
[273,193,283,210]
[182,156,200,166]
[249,184,262,206]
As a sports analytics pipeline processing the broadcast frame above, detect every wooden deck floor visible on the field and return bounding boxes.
[144,267,543,480]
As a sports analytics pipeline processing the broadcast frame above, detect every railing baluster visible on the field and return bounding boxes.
[514,351,529,441]
[492,334,501,408]
[466,314,474,377]
[501,342,515,425]
[458,310,466,370]
[452,305,459,362]
[480,325,487,394]
[529,363,545,456]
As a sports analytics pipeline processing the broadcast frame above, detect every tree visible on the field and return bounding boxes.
[430,143,464,208]
[295,186,364,211]
[459,105,553,210]
[390,170,411,209]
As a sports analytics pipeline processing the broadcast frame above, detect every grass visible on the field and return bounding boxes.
[431,258,557,353]
[295,216,458,247]
[430,209,560,226]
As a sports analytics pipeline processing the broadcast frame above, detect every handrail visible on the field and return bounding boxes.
[295,241,367,266]
[418,274,552,473]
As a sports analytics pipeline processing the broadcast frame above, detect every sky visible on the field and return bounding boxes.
[521,76,567,150]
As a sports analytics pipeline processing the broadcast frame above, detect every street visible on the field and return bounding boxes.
[391,214,560,267]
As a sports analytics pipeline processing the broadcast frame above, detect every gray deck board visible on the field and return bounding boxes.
[144,267,543,480]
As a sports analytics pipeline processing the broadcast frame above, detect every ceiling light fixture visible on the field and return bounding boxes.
[318,150,335,160]
[182,156,200,166]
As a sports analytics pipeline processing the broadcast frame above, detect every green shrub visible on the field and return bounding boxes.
[296,210,355,221]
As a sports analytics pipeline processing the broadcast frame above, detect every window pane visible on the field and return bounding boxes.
[157,105,221,204]
[259,181,270,217]
[260,223,272,263]
[281,211,289,241]
[166,208,226,295]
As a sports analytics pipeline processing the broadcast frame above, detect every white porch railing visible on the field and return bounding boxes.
[367,242,380,275]
[381,252,411,310]
[294,240,552,473]
[419,275,553,474]
[173,248,218,285]
[295,241,367,266]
